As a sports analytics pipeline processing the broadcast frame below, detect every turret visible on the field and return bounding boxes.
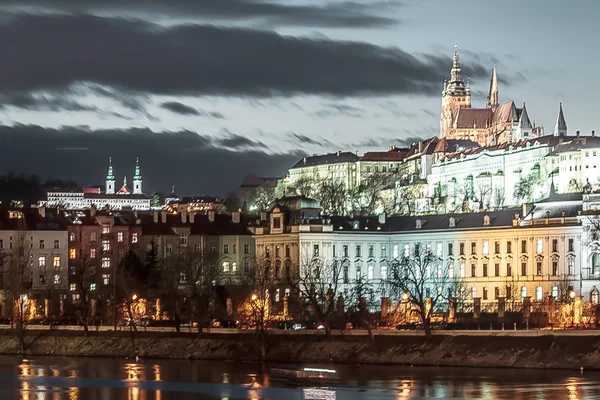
[133,157,143,194]
[106,157,115,194]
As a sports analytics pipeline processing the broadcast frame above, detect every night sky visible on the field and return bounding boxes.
[0,0,596,196]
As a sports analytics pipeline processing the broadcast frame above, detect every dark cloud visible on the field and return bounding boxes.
[0,14,492,98]
[0,124,300,196]
[287,133,333,147]
[0,0,399,28]
[0,92,96,112]
[217,131,266,149]
[313,104,366,118]
[161,101,225,118]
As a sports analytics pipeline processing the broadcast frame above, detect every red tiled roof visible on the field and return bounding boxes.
[455,108,492,129]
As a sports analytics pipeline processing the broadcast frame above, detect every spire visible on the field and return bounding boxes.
[445,43,467,96]
[123,175,127,186]
[106,157,115,180]
[133,157,141,180]
[554,103,567,136]
[518,102,532,129]
[487,64,499,108]
[171,185,176,194]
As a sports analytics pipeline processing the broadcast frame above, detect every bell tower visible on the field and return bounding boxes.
[440,44,471,138]
[106,157,115,194]
[132,157,143,195]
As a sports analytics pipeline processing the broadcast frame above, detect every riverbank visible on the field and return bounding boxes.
[2,330,600,370]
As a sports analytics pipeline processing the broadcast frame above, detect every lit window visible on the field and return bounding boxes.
[102,257,110,269]
[69,283,76,292]
[131,233,138,243]
[471,287,476,298]
[53,274,60,285]
[393,245,399,259]
[448,266,454,279]
[536,286,543,301]
[437,264,442,278]
[117,232,124,243]
[521,286,527,299]
[232,262,237,273]
[460,263,465,278]
[404,245,409,257]
[69,248,77,260]
[90,232,97,242]
[223,261,230,272]
[52,256,60,268]
[102,240,110,251]
[90,283,96,291]
[102,225,110,234]
[381,245,386,258]
[102,274,110,285]
[69,232,76,242]
[179,271,187,284]
[381,265,388,280]
[90,248,96,259]
[536,239,543,254]
[437,243,442,257]
[179,234,188,245]
[482,241,489,255]
[367,264,374,280]
[38,256,46,268]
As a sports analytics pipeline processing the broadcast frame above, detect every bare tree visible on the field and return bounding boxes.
[287,173,317,199]
[392,184,422,216]
[314,177,348,215]
[388,243,458,336]
[71,254,97,336]
[345,275,376,340]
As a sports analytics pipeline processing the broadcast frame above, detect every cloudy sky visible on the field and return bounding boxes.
[0,0,596,195]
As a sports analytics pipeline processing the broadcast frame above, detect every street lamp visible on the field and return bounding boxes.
[569,290,575,300]
[251,294,257,301]
[132,294,138,301]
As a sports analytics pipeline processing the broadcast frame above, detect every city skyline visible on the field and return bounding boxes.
[0,0,597,195]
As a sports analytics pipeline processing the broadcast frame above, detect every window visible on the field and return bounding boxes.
[118,249,124,259]
[437,243,442,257]
[355,245,361,258]
[460,263,465,278]
[285,246,290,258]
[381,245,387,259]
[552,261,558,276]
[568,259,574,275]
[117,232,124,243]
[38,256,46,268]
[53,240,59,249]
[244,244,250,254]
[70,283,76,292]
[494,263,500,276]
[222,261,230,272]
[233,244,237,254]
[232,262,237,273]
[536,239,543,254]
[313,244,320,257]
[521,262,527,276]
[471,242,476,254]
[167,245,173,257]
[69,248,77,260]
[426,244,431,256]
[39,240,45,249]
[343,264,349,283]
[521,240,527,253]
[367,264,374,280]
[90,232,97,242]
[448,243,453,256]
[53,274,60,285]
[356,266,361,281]
[483,287,488,301]
[536,286,543,301]
[459,243,465,255]
[102,257,110,269]
[437,264,442,278]
[90,248,96,259]
[53,256,60,268]
[521,286,527,299]
[244,261,250,272]
[69,232,76,242]
[102,225,110,234]
[471,264,476,277]
[507,263,512,276]
[404,245,409,257]
[448,266,454,278]
[506,286,512,300]
[39,274,45,285]
[471,287,476,298]
[273,217,281,229]
[482,263,488,277]
[381,265,388,281]
[507,241,512,253]
[536,261,542,276]
[368,245,374,258]
[552,239,558,252]
[482,241,489,255]
[568,238,574,252]
[552,286,558,298]
[209,244,216,253]
[494,287,499,300]
[179,271,187,284]
[102,240,110,252]
[393,245,399,258]
[494,242,500,254]
[224,244,229,254]
[90,283,96,292]
[102,274,110,285]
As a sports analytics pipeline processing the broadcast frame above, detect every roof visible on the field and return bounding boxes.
[0,208,67,231]
[552,136,600,153]
[360,151,408,162]
[455,108,492,129]
[140,213,253,236]
[83,193,150,200]
[492,101,517,125]
[239,174,281,189]
[291,152,360,169]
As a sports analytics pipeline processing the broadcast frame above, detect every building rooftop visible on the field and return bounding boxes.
[291,151,360,169]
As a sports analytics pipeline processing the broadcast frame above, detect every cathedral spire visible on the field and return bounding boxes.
[105,157,115,195]
[554,103,567,137]
[445,44,467,96]
[487,64,499,109]
[106,157,114,180]
[132,157,143,195]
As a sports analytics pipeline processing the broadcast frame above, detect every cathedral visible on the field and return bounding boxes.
[439,45,543,146]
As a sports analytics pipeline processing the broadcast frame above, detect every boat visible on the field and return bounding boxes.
[269,366,337,382]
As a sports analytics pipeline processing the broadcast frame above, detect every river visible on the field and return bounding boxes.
[0,356,598,399]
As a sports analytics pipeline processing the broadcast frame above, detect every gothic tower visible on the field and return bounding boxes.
[440,44,471,138]
[106,157,116,194]
[554,103,567,137]
[132,157,143,195]
[486,65,499,109]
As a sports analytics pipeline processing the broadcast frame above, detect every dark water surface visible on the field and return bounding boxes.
[0,355,598,399]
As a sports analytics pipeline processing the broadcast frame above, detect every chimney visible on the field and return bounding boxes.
[189,212,195,224]
[577,130,580,137]
[303,157,307,165]
[521,203,532,218]
[153,210,159,223]
[208,210,215,223]
[181,209,188,224]
[418,141,423,153]
[336,150,341,156]
[38,206,46,218]
[378,212,386,225]
[232,211,241,224]
[593,130,596,137]
[260,211,267,221]
[134,211,138,218]
[161,211,167,223]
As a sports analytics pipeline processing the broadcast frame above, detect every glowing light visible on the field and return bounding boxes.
[132,294,138,301]
[303,368,336,373]
[251,294,257,301]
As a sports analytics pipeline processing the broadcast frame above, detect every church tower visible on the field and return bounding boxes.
[106,157,116,194]
[440,44,471,138]
[132,157,143,195]
[554,103,567,137]
[486,65,499,109]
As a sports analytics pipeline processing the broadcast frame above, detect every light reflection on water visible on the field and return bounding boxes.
[0,357,599,399]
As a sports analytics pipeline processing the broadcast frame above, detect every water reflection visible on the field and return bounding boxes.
[2,357,600,399]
